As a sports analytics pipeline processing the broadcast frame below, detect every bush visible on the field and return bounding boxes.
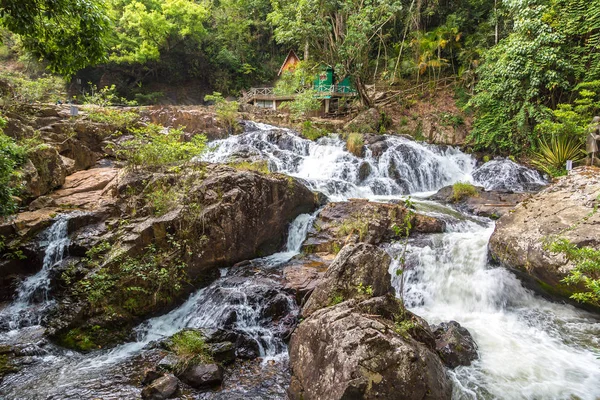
[82,84,137,107]
[346,133,364,157]
[547,238,600,307]
[85,107,140,129]
[301,121,327,141]
[451,182,479,202]
[228,160,269,174]
[0,71,65,104]
[116,124,207,170]
[289,89,321,118]
[531,134,585,177]
[204,92,239,134]
[0,122,27,216]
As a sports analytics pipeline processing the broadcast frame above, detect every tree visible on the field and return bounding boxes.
[468,0,572,154]
[269,0,402,106]
[0,0,109,76]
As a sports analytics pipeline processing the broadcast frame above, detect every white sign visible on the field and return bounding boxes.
[566,160,573,171]
[70,105,79,117]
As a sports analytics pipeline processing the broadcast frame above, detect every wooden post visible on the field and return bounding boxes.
[272,100,277,111]
[325,98,330,114]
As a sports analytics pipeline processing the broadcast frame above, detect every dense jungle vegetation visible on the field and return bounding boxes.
[0,0,600,158]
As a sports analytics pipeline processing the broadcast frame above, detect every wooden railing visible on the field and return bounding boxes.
[245,85,358,99]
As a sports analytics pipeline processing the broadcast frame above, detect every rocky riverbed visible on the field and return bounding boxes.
[1,107,599,400]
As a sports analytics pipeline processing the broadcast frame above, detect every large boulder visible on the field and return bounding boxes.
[47,164,317,349]
[302,199,445,255]
[430,184,530,218]
[489,167,600,303]
[288,296,452,400]
[431,321,478,368]
[302,243,393,317]
[141,374,179,400]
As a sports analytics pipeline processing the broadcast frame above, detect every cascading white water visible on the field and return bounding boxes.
[0,216,70,330]
[387,218,600,400]
[202,122,545,199]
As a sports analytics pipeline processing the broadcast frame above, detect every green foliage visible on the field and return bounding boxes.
[0,124,27,216]
[356,282,374,296]
[329,292,344,306]
[451,182,479,202]
[531,134,585,177]
[169,330,213,367]
[394,318,417,339]
[269,0,402,105]
[468,0,570,154]
[204,92,239,134]
[346,133,364,157]
[85,107,140,129]
[108,0,208,64]
[274,62,315,95]
[77,242,189,315]
[288,89,321,118]
[145,184,179,216]
[82,85,138,107]
[227,160,270,174]
[115,124,206,170]
[0,0,109,76]
[547,238,600,307]
[338,214,369,241]
[301,121,328,141]
[0,71,65,104]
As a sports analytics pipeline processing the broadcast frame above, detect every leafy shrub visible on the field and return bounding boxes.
[451,182,479,202]
[77,243,189,315]
[547,238,600,307]
[346,133,364,157]
[116,124,207,170]
[85,107,140,129]
[145,184,179,216]
[301,121,327,141]
[338,215,369,241]
[0,122,27,216]
[289,89,321,118]
[228,160,270,174]
[169,330,213,370]
[531,134,585,177]
[0,71,65,104]
[82,84,138,107]
[204,92,239,134]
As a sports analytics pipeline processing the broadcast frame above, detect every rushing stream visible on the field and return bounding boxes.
[1,122,598,399]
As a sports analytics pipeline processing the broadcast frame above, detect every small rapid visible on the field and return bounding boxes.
[0,216,70,330]
[0,212,314,399]
[387,218,600,400]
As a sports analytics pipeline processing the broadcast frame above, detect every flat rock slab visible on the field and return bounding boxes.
[489,166,600,302]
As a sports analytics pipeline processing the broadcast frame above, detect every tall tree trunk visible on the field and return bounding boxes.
[355,75,373,108]
[304,40,309,61]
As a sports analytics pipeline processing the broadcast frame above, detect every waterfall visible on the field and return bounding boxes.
[0,216,70,330]
[202,122,545,200]
[387,217,600,400]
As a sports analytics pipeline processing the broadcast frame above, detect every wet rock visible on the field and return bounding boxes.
[430,184,529,218]
[472,158,547,192]
[489,167,600,306]
[301,199,445,256]
[206,342,236,364]
[141,373,179,400]
[302,243,393,317]
[180,363,223,389]
[358,161,372,182]
[283,259,329,305]
[235,333,261,359]
[157,354,181,372]
[432,321,478,368]
[289,295,452,400]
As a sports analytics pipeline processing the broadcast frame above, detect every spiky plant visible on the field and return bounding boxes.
[531,134,585,177]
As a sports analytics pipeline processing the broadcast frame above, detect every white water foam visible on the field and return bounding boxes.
[387,219,600,400]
